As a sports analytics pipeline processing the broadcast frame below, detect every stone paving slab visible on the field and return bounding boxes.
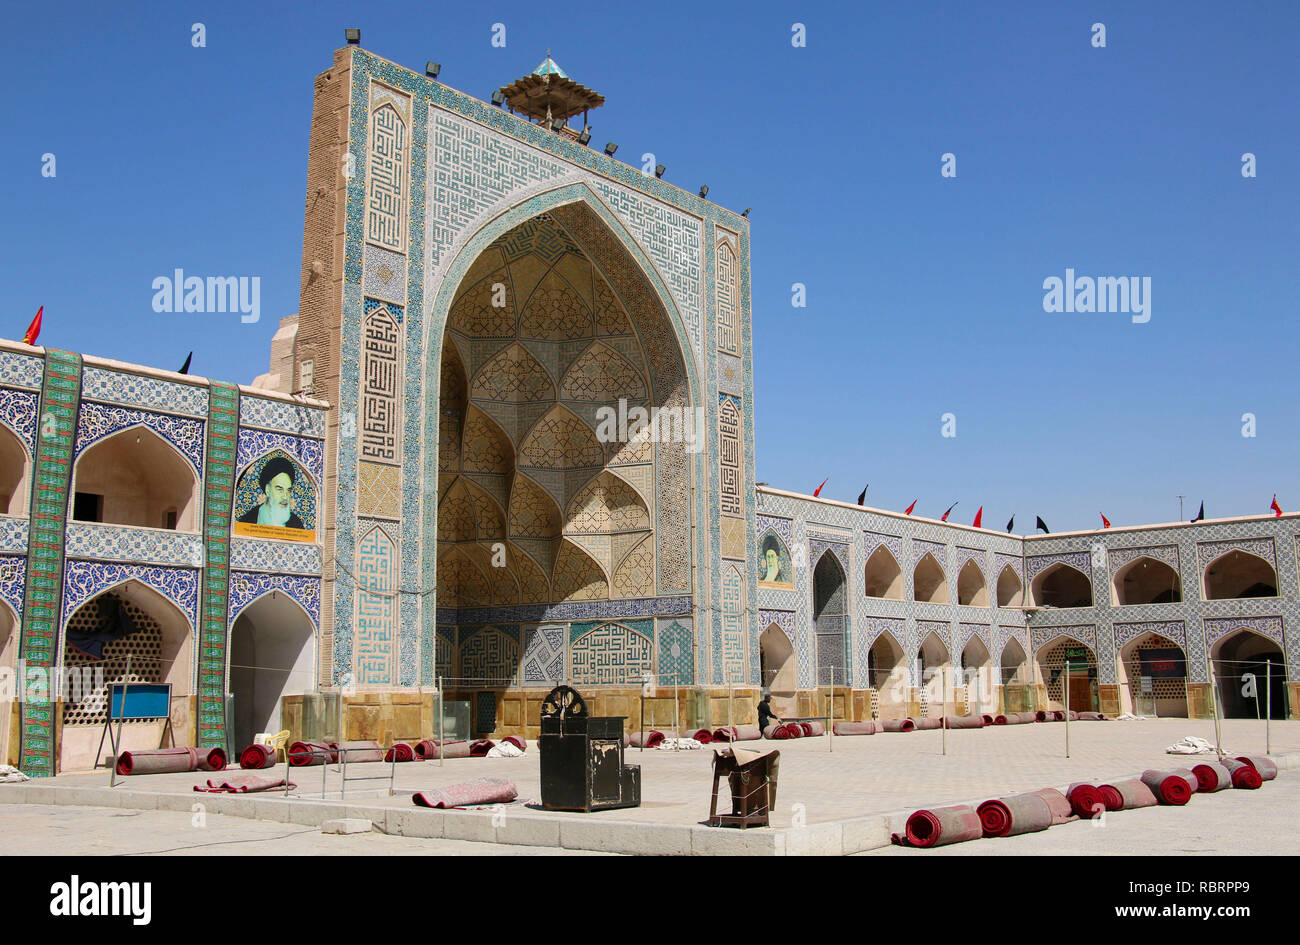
[3,719,1295,855]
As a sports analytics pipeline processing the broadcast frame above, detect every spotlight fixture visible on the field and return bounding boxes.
[553,117,567,131]
[604,142,619,156]
[698,185,709,198]
[742,207,752,217]
[425,61,441,79]
[577,127,591,146]
[491,90,505,106]
[345,28,360,45]
[654,164,666,179]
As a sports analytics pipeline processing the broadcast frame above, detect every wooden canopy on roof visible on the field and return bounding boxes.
[499,72,605,124]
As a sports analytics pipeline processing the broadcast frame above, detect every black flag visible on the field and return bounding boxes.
[1190,501,1204,523]
[857,485,868,506]
[1036,516,1050,534]
[178,351,193,375]
[1006,514,1015,533]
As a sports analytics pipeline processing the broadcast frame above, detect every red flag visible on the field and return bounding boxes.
[1271,494,1282,517]
[1100,513,1111,528]
[21,306,43,345]
[904,499,917,515]
[972,506,983,528]
[813,478,828,497]
[940,501,957,522]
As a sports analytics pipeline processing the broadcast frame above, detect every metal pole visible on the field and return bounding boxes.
[728,682,734,734]
[639,690,644,752]
[1064,659,1071,758]
[674,676,680,752]
[1206,654,1224,760]
[1265,658,1272,755]
[940,666,947,756]
[437,675,444,769]
[829,664,835,753]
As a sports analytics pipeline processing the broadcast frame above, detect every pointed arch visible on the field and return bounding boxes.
[1113,556,1181,605]
[437,477,505,543]
[461,406,514,474]
[1203,550,1277,600]
[1210,627,1288,718]
[551,539,609,603]
[760,622,796,702]
[996,564,1023,608]
[565,470,650,533]
[957,559,988,606]
[1035,636,1097,712]
[507,471,561,538]
[0,422,30,516]
[448,264,517,337]
[469,341,555,404]
[913,552,949,604]
[71,426,200,531]
[229,588,316,749]
[518,404,604,470]
[559,340,646,401]
[1032,562,1093,608]
[1000,637,1029,685]
[611,534,654,598]
[437,545,493,607]
[864,545,903,599]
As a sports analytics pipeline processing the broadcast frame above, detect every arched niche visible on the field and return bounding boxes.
[1203,551,1277,600]
[71,427,199,531]
[913,553,949,604]
[0,424,30,515]
[1117,631,1187,717]
[1032,563,1092,608]
[229,590,316,750]
[960,635,994,712]
[1211,628,1288,719]
[957,560,988,607]
[759,623,796,714]
[869,632,908,720]
[863,545,903,599]
[996,565,1023,608]
[1035,636,1097,712]
[1113,556,1181,605]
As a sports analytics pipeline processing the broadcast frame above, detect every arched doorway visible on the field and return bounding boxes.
[70,427,200,530]
[1212,629,1288,719]
[913,553,949,604]
[996,565,1023,607]
[868,632,906,719]
[812,553,847,686]
[432,206,695,669]
[229,591,315,750]
[759,623,796,715]
[1113,557,1181,605]
[864,545,903,599]
[1032,563,1092,608]
[59,581,192,772]
[1203,551,1277,600]
[0,601,17,764]
[957,561,988,606]
[917,630,952,716]
[961,636,994,713]
[999,637,1033,712]
[0,423,29,514]
[1036,636,1097,712]
[1118,632,1187,716]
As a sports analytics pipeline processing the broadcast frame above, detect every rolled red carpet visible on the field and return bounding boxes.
[1051,710,1066,722]
[833,721,876,735]
[977,793,1053,837]
[1025,787,1073,824]
[912,717,943,731]
[1067,783,1106,819]
[469,739,495,757]
[1097,784,1125,811]
[1035,710,1049,722]
[288,741,333,767]
[1234,756,1278,781]
[880,719,909,733]
[384,743,416,763]
[115,747,200,776]
[1017,712,1040,724]
[1191,762,1232,793]
[981,714,995,725]
[1076,711,1108,721]
[691,728,713,743]
[1140,769,1194,805]
[711,727,736,742]
[943,715,984,729]
[993,714,1011,725]
[413,739,438,760]
[1223,759,1263,789]
[504,735,527,751]
[903,805,983,848]
[239,744,277,770]
[733,725,763,741]
[1102,779,1158,810]
[805,721,825,736]
[763,724,789,740]
[900,719,917,732]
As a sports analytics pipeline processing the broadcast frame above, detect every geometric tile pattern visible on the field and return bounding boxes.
[458,624,520,686]
[1196,537,1276,571]
[354,524,398,685]
[0,386,39,454]
[61,559,200,639]
[227,571,322,632]
[0,517,28,554]
[570,620,653,685]
[239,395,327,439]
[520,624,566,686]
[0,554,26,622]
[0,350,43,389]
[657,617,694,686]
[235,429,325,486]
[229,538,323,575]
[80,367,209,419]
[1113,619,1186,649]
[64,523,204,567]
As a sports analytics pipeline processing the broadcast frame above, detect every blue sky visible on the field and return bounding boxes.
[3,1,1296,532]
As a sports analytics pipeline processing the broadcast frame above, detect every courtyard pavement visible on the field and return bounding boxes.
[3,718,1295,854]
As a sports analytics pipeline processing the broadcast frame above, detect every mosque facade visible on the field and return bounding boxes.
[1,44,1295,774]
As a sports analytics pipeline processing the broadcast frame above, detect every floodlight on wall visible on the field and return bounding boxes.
[654,164,666,179]
[742,207,752,217]
[491,90,505,106]
[604,142,619,156]
[425,61,441,78]
[698,185,709,198]
[553,117,567,131]
[345,28,361,45]
[577,127,591,146]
